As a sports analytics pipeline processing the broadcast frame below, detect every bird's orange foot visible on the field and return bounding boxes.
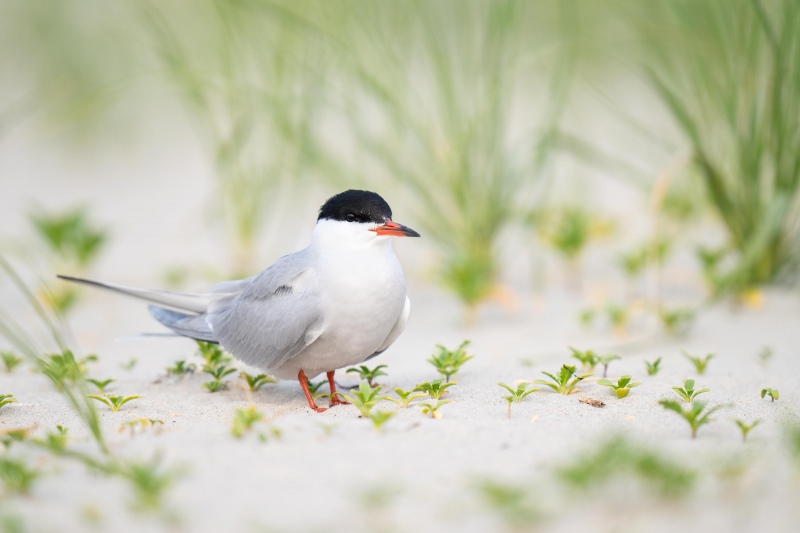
[311,405,328,413]
[330,396,350,406]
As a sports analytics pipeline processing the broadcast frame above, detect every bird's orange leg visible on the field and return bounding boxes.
[298,369,327,413]
[328,370,350,406]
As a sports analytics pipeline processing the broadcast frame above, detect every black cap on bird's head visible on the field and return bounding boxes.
[318,190,420,237]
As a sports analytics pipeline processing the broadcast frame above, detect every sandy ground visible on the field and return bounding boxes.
[1,115,799,533]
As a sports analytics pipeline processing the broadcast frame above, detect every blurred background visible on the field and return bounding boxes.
[1,0,798,333]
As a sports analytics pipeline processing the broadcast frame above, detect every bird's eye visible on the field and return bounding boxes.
[346,213,356,222]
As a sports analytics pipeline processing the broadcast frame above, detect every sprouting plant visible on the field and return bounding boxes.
[166,360,196,376]
[0,394,17,410]
[683,351,714,374]
[387,388,427,408]
[231,405,264,438]
[427,340,474,382]
[339,381,391,417]
[306,380,327,400]
[0,352,22,373]
[757,346,774,367]
[87,394,141,412]
[557,435,696,497]
[597,375,640,399]
[659,308,695,336]
[346,364,388,387]
[413,379,455,400]
[733,419,760,442]
[121,458,181,513]
[534,365,592,395]
[644,356,663,376]
[203,365,236,393]
[497,382,538,418]
[761,388,779,402]
[86,378,114,394]
[672,379,710,403]
[598,354,621,378]
[1,427,32,449]
[368,410,395,432]
[619,239,671,279]
[38,351,97,390]
[119,358,138,371]
[659,400,724,439]
[119,418,164,436]
[606,304,630,334]
[197,340,230,370]
[420,400,451,419]
[239,371,277,392]
[569,347,599,371]
[0,457,40,495]
[473,478,540,528]
[578,308,596,328]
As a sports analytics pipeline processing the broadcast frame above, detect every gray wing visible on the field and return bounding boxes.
[209,250,325,371]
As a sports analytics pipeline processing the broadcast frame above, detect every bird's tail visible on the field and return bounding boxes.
[57,275,219,342]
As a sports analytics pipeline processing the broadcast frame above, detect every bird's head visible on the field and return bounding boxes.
[316,190,420,242]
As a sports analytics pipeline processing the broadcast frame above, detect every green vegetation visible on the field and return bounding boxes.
[534,365,592,395]
[0,394,16,411]
[733,419,760,442]
[473,478,541,528]
[558,435,696,497]
[760,388,779,402]
[605,304,630,334]
[368,411,395,432]
[619,239,671,279]
[413,379,455,400]
[644,356,663,376]
[339,382,391,418]
[533,207,611,266]
[86,378,114,394]
[420,400,451,419]
[119,418,164,436]
[387,388,427,409]
[659,400,724,439]
[231,406,264,439]
[239,372,277,392]
[659,308,696,337]
[427,340,473,382]
[346,364,388,387]
[497,382,538,418]
[0,352,22,373]
[87,394,141,412]
[165,360,196,376]
[569,347,599,371]
[672,379,710,403]
[198,341,236,392]
[597,376,640,399]
[633,0,800,295]
[683,351,714,374]
[597,354,621,378]
[121,459,182,513]
[0,457,40,495]
[38,351,97,390]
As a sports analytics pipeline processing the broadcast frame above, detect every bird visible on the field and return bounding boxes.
[58,189,420,412]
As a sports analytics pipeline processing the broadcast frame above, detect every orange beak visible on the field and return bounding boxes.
[370,220,420,237]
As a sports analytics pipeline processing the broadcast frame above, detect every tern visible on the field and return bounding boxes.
[58,189,420,412]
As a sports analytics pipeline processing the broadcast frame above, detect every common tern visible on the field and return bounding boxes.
[59,189,420,412]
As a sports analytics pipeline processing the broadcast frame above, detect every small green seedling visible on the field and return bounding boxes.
[35,425,70,453]
[757,346,773,367]
[644,356,663,376]
[413,379,455,400]
[0,394,17,410]
[606,304,630,334]
[761,388,779,402]
[239,371,277,392]
[339,381,391,417]
[578,308,596,328]
[497,382,538,418]
[38,350,97,389]
[119,418,164,436]
[119,358,138,371]
[346,364,388,387]
[368,410,394,432]
[166,360,196,376]
[683,350,714,374]
[734,419,760,442]
[428,340,474,382]
[197,340,230,369]
[1,352,22,373]
[306,380,328,400]
[569,347,599,371]
[534,365,592,395]
[659,400,723,439]
[87,394,141,412]
[87,378,114,393]
[0,456,40,495]
[203,365,236,393]
[121,458,180,512]
[659,308,695,336]
[598,355,621,378]
[597,375,641,399]
[420,400,451,419]
[387,388,427,408]
[672,379,709,402]
[231,405,264,438]
[474,478,540,528]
